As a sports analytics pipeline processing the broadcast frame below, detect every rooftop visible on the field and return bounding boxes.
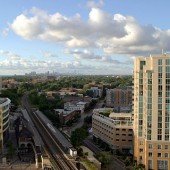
[109,112,132,118]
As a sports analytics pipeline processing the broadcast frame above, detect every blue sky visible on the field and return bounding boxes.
[0,0,170,75]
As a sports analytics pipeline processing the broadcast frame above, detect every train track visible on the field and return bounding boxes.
[21,95,77,170]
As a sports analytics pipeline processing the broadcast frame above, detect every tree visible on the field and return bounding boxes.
[125,157,131,166]
[0,89,20,106]
[6,142,16,159]
[96,151,112,167]
[84,116,92,124]
[71,128,87,147]
[86,90,94,98]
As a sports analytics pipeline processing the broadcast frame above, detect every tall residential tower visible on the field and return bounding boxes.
[134,54,170,170]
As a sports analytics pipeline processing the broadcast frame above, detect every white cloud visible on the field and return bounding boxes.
[65,49,99,59]
[65,49,132,66]
[1,28,9,37]
[42,51,58,58]
[87,0,104,8]
[10,7,170,56]
[0,50,101,75]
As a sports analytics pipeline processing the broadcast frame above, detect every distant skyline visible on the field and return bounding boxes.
[1,0,170,75]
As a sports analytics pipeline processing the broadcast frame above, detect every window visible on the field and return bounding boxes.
[158,135,162,140]
[166,66,170,72]
[158,73,162,78]
[165,145,169,150]
[166,59,170,65]
[158,129,162,135]
[148,160,152,170]
[158,153,162,157]
[165,153,169,158]
[139,148,143,152]
[158,59,162,65]
[158,160,168,170]
[149,152,152,157]
[165,135,169,141]
[139,141,143,145]
[148,144,152,149]
[140,61,146,70]
[158,66,162,72]
[158,145,162,149]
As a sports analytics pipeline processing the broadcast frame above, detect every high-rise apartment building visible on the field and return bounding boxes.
[106,87,132,112]
[134,54,170,170]
[0,77,1,94]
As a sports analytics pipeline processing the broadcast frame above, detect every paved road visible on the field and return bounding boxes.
[71,99,105,132]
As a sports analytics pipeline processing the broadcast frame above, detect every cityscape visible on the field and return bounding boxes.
[0,1,170,170]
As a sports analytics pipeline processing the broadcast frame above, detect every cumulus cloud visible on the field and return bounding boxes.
[87,0,104,8]
[0,50,102,75]
[42,51,58,58]
[1,28,9,37]
[10,7,170,56]
[65,49,100,59]
[65,49,132,66]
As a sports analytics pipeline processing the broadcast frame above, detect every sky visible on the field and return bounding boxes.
[1,0,170,75]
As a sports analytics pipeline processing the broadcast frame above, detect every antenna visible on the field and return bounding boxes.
[162,49,164,55]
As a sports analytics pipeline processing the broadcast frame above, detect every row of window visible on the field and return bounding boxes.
[93,119,114,129]
[116,139,132,142]
[116,133,133,136]
[149,152,169,158]
[93,123,113,134]
[148,144,169,150]
[158,59,170,65]
[93,127,113,140]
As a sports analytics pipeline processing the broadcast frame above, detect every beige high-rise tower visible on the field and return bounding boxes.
[134,54,170,170]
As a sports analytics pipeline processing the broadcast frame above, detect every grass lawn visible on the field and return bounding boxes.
[82,160,99,170]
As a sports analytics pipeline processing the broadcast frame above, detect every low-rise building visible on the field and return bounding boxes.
[64,101,87,114]
[92,108,133,153]
[54,109,80,125]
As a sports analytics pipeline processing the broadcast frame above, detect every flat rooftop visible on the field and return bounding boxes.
[109,112,132,118]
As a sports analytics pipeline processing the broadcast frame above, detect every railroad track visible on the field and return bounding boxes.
[21,95,77,170]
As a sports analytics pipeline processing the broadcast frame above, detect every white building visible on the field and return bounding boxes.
[64,101,87,114]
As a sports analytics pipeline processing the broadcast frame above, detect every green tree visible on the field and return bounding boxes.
[0,89,20,106]
[6,142,15,159]
[86,90,94,98]
[71,128,87,147]
[96,151,112,166]
[125,157,131,166]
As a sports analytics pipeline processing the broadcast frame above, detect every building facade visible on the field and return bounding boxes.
[0,98,11,153]
[134,54,170,170]
[92,108,133,152]
[106,87,132,112]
